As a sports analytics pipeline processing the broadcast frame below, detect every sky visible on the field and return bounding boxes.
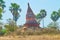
[1,0,60,27]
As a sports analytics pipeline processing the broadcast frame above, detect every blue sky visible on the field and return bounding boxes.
[2,0,60,27]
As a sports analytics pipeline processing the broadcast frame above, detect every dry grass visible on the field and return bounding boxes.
[0,35,60,40]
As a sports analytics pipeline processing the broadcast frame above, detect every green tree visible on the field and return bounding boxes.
[50,11,59,30]
[0,0,6,33]
[36,9,47,27]
[0,0,6,19]
[36,13,41,24]
[51,11,59,22]
[9,3,21,22]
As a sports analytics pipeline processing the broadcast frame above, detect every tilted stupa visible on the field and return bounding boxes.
[24,3,39,28]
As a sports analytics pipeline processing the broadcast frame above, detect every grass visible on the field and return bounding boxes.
[0,34,60,40]
[0,27,60,40]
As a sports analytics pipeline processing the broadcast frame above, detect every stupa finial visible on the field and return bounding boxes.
[28,3,30,7]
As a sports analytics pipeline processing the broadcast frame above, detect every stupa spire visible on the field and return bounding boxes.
[28,3,29,7]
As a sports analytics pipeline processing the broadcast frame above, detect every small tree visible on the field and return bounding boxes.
[5,19,18,32]
[47,22,59,30]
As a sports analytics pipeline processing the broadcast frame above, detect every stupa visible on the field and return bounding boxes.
[24,3,39,28]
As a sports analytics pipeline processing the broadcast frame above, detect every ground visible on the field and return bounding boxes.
[0,35,60,40]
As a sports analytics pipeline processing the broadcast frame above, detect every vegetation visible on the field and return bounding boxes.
[9,3,21,22]
[48,11,60,30]
[0,0,6,19]
[0,0,60,38]
[51,11,59,22]
[36,9,47,28]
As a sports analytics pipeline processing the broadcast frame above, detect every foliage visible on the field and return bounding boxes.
[51,11,59,22]
[0,0,6,9]
[47,22,59,30]
[5,19,18,32]
[36,13,42,24]
[36,9,47,20]
[0,29,7,36]
[40,9,47,18]
[9,3,21,22]
[0,27,2,31]
[36,9,47,24]
[0,0,6,19]
[0,8,3,14]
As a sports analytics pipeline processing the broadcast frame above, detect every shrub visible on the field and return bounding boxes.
[0,29,7,36]
[4,24,18,32]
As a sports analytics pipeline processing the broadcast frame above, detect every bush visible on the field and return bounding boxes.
[0,29,7,36]
[4,24,18,32]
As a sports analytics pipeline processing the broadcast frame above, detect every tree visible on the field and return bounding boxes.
[50,11,59,30]
[36,9,47,27]
[9,3,21,22]
[0,0,6,32]
[51,11,59,22]
[36,13,41,24]
[0,0,6,19]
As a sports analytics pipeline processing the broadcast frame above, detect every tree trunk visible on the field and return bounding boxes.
[42,19,44,28]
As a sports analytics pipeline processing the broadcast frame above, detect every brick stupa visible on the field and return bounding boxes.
[24,3,39,28]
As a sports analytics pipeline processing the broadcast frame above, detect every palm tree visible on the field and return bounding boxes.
[40,9,47,28]
[0,0,6,30]
[36,13,42,24]
[51,11,59,28]
[51,11,59,22]
[0,0,6,19]
[36,9,47,28]
[0,0,6,9]
[9,3,21,23]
